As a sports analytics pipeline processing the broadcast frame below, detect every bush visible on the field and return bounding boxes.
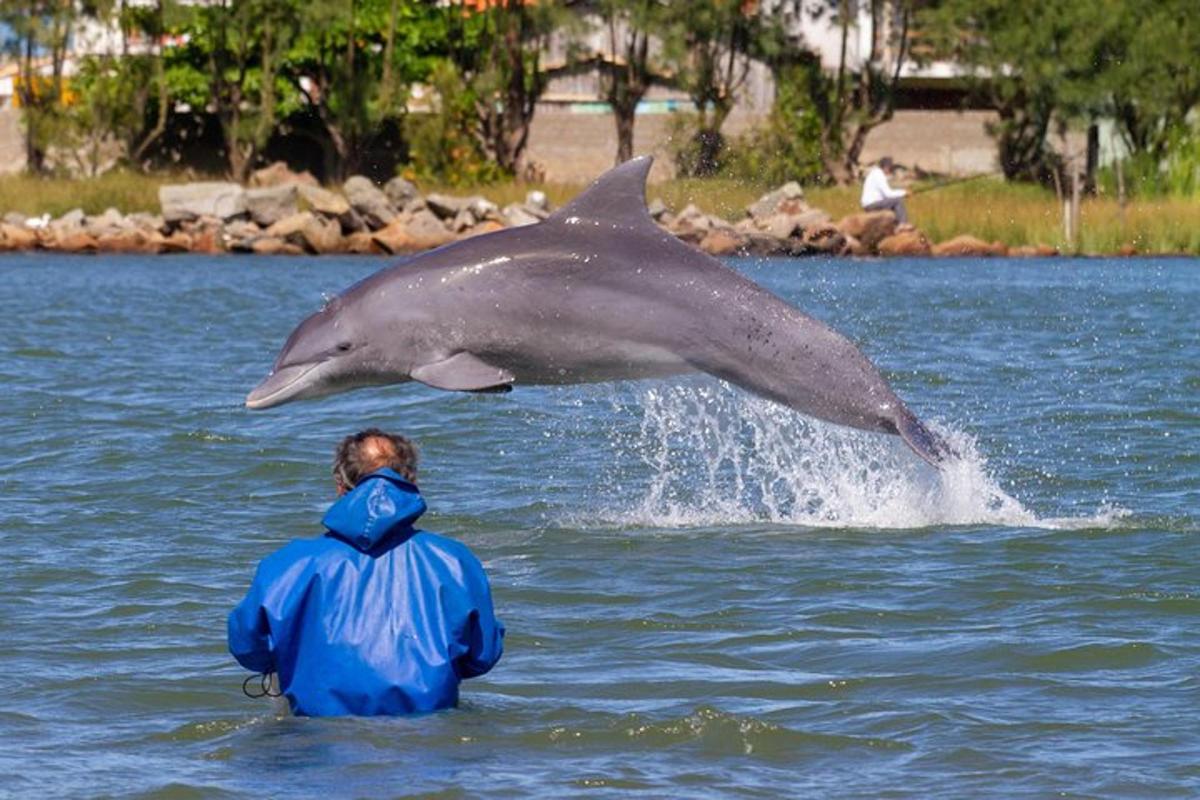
[401,61,506,187]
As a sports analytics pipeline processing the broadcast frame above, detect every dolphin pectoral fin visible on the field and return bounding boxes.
[411,352,515,393]
[895,412,958,468]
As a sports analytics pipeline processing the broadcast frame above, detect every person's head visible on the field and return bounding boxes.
[332,428,419,496]
[879,156,895,174]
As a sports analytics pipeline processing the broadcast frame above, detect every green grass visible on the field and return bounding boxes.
[0,170,191,217]
[2,170,1198,254]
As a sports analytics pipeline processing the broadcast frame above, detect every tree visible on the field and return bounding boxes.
[594,0,663,164]
[440,0,564,175]
[921,0,1123,182]
[1,0,74,173]
[662,0,780,176]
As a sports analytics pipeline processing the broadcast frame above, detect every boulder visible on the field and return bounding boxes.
[877,229,932,256]
[383,176,420,209]
[3,211,26,226]
[85,207,128,236]
[759,213,802,241]
[343,176,397,230]
[187,226,224,255]
[450,209,477,233]
[57,208,87,229]
[699,229,745,256]
[503,203,541,227]
[250,161,318,188]
[931,234,1007,257]
[371,211,454,254]
[245,185,299,227]
[96,229,166,254]
[297,184,349,217]
[266,211,343,254]
[160,182,247,223]
[459,220,507,240]
[467,196,501,222]
[250,237,306,256]
[670,204,712,243]
[161,231,193,253]
[343,231,385,255]
[50,231,99,253]
[836,211,897,252]
[647,198,669,221]
[424,193,466,219]
[0,223,39,251]
[747,181,804,221]
[1010,243,1059,257]
[803,223,849,256]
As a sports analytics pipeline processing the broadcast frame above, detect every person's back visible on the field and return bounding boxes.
[228,431,504,716]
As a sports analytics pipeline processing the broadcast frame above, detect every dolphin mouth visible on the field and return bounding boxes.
[245,362,324,410]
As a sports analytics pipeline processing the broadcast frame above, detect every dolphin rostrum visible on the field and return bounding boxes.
[247,156,952,466]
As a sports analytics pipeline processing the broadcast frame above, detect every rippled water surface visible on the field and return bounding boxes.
[1,254,1197,798]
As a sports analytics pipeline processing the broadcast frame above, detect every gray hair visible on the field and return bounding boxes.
[333,429,419,490]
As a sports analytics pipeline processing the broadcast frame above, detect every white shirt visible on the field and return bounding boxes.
[861,166,907,207]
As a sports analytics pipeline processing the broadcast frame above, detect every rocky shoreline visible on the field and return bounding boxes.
[0,161,1058,259]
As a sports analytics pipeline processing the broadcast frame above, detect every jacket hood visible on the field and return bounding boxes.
[322,468,427,552]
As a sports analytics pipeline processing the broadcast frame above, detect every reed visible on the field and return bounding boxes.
[0,170,184,218]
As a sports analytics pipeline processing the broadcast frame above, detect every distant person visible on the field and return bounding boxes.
[228,429,504,716]
[861,156,910,225]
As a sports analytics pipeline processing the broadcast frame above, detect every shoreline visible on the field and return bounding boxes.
[0,163,1187,259]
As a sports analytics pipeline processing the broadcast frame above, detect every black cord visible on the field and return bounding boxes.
[242,672,282,698]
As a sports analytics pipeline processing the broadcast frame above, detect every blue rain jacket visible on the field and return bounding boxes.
[227,468,504,717]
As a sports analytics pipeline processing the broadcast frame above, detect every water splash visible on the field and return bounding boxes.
[575,381,1125,530]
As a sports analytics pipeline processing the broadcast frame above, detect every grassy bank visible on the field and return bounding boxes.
[2,171,1198,254]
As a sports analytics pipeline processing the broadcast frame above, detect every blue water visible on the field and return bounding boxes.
[0,254,1196,798]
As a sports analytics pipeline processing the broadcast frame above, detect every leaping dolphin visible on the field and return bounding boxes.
[246,156,952,466]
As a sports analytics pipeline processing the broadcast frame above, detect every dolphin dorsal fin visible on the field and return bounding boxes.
[547,156,655,229]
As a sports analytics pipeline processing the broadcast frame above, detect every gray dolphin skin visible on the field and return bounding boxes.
[246,156,951,466]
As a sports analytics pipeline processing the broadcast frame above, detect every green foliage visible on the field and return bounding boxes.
[402,61,505,186]
[721,65,826,186]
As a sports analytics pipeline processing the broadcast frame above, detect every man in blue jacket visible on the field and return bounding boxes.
[228,429,504,716]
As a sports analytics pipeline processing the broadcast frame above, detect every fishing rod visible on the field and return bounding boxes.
[907,170,1003,195]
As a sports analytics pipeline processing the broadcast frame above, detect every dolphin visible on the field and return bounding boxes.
[246,156,952,466]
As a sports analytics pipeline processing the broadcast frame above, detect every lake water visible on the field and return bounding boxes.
[1,253,1196,798]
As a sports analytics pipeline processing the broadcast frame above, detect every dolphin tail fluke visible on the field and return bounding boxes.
[895,412,957,468]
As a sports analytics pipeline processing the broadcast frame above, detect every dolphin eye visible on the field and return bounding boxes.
[336,342,353,352]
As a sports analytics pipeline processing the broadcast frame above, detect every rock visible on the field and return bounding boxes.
[86,207,128,236]
[836,211,897,252]
[458,220,507,240]
[99,229,172,254]
[424,193,466,219]
[760,213,802,241]
[297,184,349,217]
[266,211,343,254]
[57,208,87,229]
[877,229,932,256]
[250,161,318,188]
[161,231,193,253]
[250,237,306,256]
[188,226,224,255]
[343,176,397,230]
[1116,243,1137,257]
[739,231,790,256]
[160,182,246,223]
[450,209,477,233]
[525,190,549,214]
[383,176,420,209]
[467,196,500,222]
[801,222,848,256]
[344,231,384,255]
[3,211,26,226]
[503,203,541,227]
[747,181,804,221]
[670,204,712,243]
[647,198,669,221]
[126,212,165,232]
[371,211,454,254]
[699,229,745,256]
[931,234,1007,257]
[0,223,39,250]
[245,185,299,227]
[51,231,99,253]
